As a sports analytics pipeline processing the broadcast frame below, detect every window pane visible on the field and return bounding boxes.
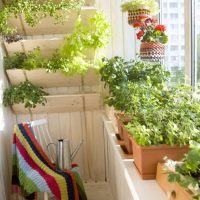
[195,0,200,84]
[161,0,185,84]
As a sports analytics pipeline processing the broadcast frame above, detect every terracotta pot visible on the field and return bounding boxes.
[130,138,189,180]
[114,113,132,140]
[128,9,150,25]
[122,126,133,154]
[140,42,165,62]
[156,163,193,200]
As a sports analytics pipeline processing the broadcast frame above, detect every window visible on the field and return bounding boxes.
[169,2,178,8]
[160,0,185,84]
[194,0,200,85]
[170,45,178,51]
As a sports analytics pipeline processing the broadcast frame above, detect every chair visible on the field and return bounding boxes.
[11,119,87,200]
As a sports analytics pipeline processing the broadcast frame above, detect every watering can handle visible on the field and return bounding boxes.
[71,139,84,161]
[47,142,56,163]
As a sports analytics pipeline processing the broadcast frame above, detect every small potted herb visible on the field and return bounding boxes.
[121,0,159,25]
[133,17,168,61]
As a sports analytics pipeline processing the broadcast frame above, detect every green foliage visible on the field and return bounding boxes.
[126,85,200,146]
[168,141,200,199]
[4,48,46,70]
[3,81,48,108]
[0,0,84,36]
[120,0,159,14]
[99,57,170,113]
[4,12,110,75]
[47,12,111,75]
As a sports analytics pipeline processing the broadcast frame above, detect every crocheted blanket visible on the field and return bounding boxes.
[12,123,87,200]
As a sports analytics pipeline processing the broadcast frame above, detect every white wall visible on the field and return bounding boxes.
[0,46,16,200]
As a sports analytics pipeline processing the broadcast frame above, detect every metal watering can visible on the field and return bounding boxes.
[47,139,83,170]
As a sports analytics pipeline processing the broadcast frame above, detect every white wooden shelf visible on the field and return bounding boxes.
[12,93,102,114]
[103,116,168,200]
[7,7,96,37]
[6,68,100,87]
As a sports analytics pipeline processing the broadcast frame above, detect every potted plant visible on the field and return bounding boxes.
[100,58,169,153]
[133,17,168,61]
[100,56,133,140]
[157,141,200,200]
[121,0,159,25]
[126,85,200,179]
[4,12,111,87]
[167,141,200,200]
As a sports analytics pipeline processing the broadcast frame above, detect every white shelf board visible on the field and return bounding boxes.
[12,93,102,114]
[7,7,96,36]
[6,68,100,87]
[103,116,168,200]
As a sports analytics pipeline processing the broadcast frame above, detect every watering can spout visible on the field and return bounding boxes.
[71,140,84,161]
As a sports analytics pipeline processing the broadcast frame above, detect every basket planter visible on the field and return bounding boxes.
[140,42,165,62]
[122,126,133,154]
[128,9,150,25]
[114,113,132,140]
[156,163,193,200]
[130,137,189,180]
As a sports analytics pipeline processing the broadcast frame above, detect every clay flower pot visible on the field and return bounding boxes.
[114,113,132,140]
[130,137,189,180]
[128,9,150,25]
[122,126,132,154]
[140,41,165,62]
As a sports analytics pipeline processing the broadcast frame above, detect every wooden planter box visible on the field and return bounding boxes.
[122,126,132,154]
[130,138,189,180]
[114,113,131,140]
[6,68,100,87]
[156,163,193,200]
[12,93,101,114]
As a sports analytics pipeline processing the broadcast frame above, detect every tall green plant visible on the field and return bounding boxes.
[0,0,84,36]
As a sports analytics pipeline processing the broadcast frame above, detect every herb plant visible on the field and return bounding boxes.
[47,12,111,75]
[121,0,159,15]
[0,0,84,36]
[126,85,200,146]
[99,57,170,113]
[168,141,200,200]
[3,81,48,108]
[4,48,46,70]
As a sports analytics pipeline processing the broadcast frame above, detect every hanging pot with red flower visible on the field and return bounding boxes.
[121,0,159,25]
[134,17,168,62]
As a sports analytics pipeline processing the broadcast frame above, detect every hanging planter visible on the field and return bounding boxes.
[128,9,150,25]
[121,0,159,26]
[140,41,165,62]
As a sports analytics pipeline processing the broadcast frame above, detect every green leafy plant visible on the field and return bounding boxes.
[121,0,159,14]
[99,57,170,113]
[0,0,84,36]
[5,12,111,75]
[3,81,48,108]
[4,48,46,70]
[126,85,200,146]
[168,141,200,200]
[47,11,110,75]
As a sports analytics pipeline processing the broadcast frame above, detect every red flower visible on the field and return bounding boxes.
[139,15,148,20]
[133,21,141,28]
[155,25,166,32]
[136,30,144,40]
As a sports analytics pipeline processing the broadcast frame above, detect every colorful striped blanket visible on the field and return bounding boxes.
[12,122,87,200]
